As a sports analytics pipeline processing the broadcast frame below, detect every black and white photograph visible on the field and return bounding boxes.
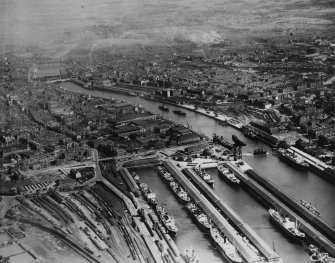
[0,1,335,263]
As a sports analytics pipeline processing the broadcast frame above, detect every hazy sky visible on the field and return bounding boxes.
[0,0,334,54]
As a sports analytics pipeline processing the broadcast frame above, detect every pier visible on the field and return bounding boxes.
[119,168,140,193]
[183,168,281,262]
[244,167,335,243]
[163,161,283,263]
[226,162,335,257]
[289,147,335,185]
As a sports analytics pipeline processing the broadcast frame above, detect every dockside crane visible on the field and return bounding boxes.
[232,135,246,160]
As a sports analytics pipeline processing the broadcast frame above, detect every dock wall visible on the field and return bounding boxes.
[183,168,280,262]
[244,168,335,243]
[163,161,272,263]
[226,163,335,257]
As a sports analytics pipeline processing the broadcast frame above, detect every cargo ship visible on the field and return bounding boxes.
[139,183,158,207]
[277,148,309,170]
[217,165,240,185]
[157,166,174,183]
[184,247,201,263]
[158,105,169,112]
[155,205,178,237]
[194,167,215,187]
[300,200,320,217]
[253,148,267,156]
[170,181,191,204]
[186,202,212,232]
[268,208,305,241]
[173,109,186,116]
[210,227,243,263]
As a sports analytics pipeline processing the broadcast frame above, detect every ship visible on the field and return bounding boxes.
[170,181,191,204]
[277,148,309,170]
[242,128,258,141]
[218,120,229,126]
[213,134,234,150]
[268,208,305,241]
[217,165,240,185]
[308,244,333,262]
[173,109,186,116]
[131,172,141,184]
[253,148,267,156]
[210,227,243,263]
[194,167,215,187]
[157,166,174,183]
[184,247,201,263]
[186,202,212,232]
[139,183,158,207]
[155,205,178,237]
[158,105,169,112]
[300,200,320,217]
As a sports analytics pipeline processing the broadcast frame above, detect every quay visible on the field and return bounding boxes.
[289,147,335,185]
[123,158,160,169]
[244,166,335,243]
[226,162,335,257]
[163,161,283,263]
[182,168,281,262]
[119,168,140,193]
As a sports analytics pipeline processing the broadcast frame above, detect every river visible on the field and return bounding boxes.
[62,83,335,263]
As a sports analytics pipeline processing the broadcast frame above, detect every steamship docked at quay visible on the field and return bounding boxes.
[277,148,309,170]
[268,208,305,242]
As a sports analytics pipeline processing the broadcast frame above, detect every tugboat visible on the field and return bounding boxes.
[253,148,267,156]
[186,202,212,232]
[184,247,200,263]
[210,227,243,263]
[277,148,309,170]
[268,208,305,241]
[300,200,320,217]
[155,205,178,237]
[173,109,186,116]
[217,164,240,185]
[159,105,169,112]
[170,181,191,204]
[194,167,215,187]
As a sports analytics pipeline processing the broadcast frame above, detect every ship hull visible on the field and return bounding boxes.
[269,215,304,242]
[186,207,211,232]
[278,153,308,170]
[159,106,169,112]
[170,188,190,205]
[157,169,173,184]
[154,208,177,237]
[218,170,239,185]
[209,234,238,263]
[173,110,186,116]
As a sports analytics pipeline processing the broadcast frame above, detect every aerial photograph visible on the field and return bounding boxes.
[0,0,335,263]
